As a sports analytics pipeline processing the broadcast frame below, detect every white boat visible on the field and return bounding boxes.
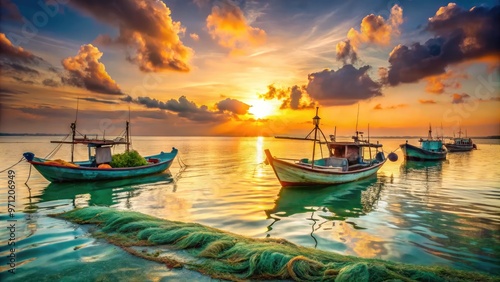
[265,108,394,187]
[444,129,477,152]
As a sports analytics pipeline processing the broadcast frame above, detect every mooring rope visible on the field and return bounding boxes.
[25,164,32,185]
[0,157,25,174]
[177,153,188,168]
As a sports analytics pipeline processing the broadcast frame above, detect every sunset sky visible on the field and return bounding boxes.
[0,0,498,137]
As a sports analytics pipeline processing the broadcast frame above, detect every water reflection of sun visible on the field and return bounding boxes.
[248,100,274,119]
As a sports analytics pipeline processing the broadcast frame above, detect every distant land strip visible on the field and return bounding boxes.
[0,133,499,139]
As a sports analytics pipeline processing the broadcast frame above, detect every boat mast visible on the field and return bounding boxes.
[71,98,79,162]
[428,124,432,140]
[126,121,130,152]
[368,123,372,160]
[355,103,360,142]
[311,107,320,169]
[126,105,131,152]
[70,122,76,162]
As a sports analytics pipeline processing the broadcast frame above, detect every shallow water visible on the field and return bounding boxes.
[0,136,499,281]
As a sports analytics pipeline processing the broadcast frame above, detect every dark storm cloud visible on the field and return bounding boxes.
[80,97,119,105]
[124,95,231,123]
[386,4,500,86]
[42,79,60,87]
[4,62,39,75]
[0,32,65,87]
[0,0,22,21]
[69,0,193,72]
[259,84,314,110]
[12,76,35,85]
[0,87,27,96]
[336,40,358,64]
[0,33,40,63]
[215,98,250,115]
[306,65,382,106]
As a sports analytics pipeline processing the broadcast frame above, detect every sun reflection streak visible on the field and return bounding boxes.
[255,136,265,177]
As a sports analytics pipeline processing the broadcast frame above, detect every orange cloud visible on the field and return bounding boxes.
[259,84,314,110]
[62,44,122,95]
[419,99,437,104]
[190,33,200,41]
[374,103,407,110]
[206,0,266,53]
[347,4,403,47]
[0,33,37,62]
[425,71,466,94]
[451,93,470,104]
[70,0,193,73]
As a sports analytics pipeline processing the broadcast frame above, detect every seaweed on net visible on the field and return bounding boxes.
[53,207,498,282]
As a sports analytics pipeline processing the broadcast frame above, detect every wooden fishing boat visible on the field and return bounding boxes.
[400,126,447,161]
[23,119,177,183]
[444,130,477,152]
[265,108,394,187]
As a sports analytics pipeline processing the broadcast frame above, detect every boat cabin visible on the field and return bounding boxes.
[51,135,129,167]
[329,142,384,166]
[418,138,444,152]
[452,138,472,145]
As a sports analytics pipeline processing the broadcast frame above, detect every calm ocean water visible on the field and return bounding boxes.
[0,136,499,281]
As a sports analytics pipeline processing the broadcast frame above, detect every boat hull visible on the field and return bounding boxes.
[27,148,178,182]
[264,149,385,187]
[400,143,446,161]
[444,144,474,152]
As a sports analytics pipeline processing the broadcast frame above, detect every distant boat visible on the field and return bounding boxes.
[444,129,477,152]
[23,118,177,183]
[265,107,395,187]
[400,126,447,161]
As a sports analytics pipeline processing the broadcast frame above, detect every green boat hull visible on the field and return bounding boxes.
[400,143,446,161]
[26,148,178,182]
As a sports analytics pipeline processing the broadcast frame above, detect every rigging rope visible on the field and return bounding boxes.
[0,157,25,173]
[44,133,70,159]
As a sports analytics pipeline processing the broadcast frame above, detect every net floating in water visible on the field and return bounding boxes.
[52,207,497,282]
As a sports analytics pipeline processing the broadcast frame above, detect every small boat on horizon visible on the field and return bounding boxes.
[400,125,447,161]
[444,129,477,152]
[23,118,177,183]
[264,107,396,187]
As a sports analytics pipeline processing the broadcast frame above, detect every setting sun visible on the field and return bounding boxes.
[248,100,274,119]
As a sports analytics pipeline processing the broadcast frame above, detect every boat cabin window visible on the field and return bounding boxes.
[330,145,360,165]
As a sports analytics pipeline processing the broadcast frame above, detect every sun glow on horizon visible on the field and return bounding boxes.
[248,100,274,119]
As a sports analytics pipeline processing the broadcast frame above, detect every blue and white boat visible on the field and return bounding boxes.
[400,126,447,161]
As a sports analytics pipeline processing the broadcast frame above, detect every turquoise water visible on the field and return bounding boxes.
[0,136,499,281]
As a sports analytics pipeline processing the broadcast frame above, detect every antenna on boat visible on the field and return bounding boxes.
[311,107,320,169]
[126,105,131,152]
[75,97,80,123]
[70,98,80,163]
[368,123,372,160]
[428,123,432,140]
[355,103,360,139]
[368,123,370,143]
